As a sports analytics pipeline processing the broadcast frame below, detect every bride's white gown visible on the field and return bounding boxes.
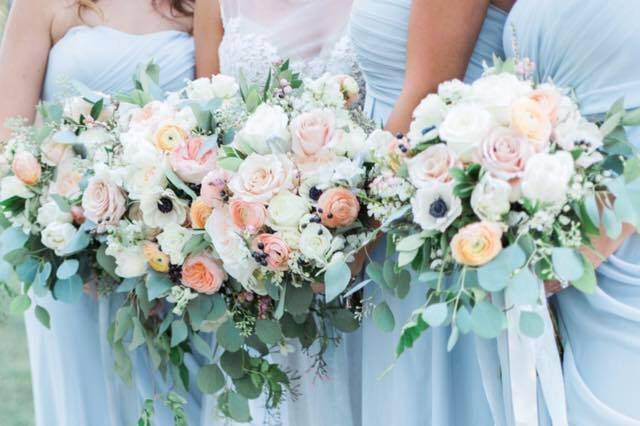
[201,1,362,425]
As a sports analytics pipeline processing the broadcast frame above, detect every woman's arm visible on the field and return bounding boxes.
[0,0,53,141]
[194,0,224,77]
[384,0,492,134]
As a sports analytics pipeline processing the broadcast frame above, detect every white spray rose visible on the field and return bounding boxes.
[106,243,146,278]
[267,191,310,231]
[471,174,513,222]
[234,104,291,154]
[37,200,73,227]
[299,223,333,264]
[438,103,493,162]
[521,151,575,206]
[471,73,532,124]
[186,75,239,101]
[157,224,194,265]
[41,222,77,256]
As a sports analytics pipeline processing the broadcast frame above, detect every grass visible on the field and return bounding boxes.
[0,315,35,426]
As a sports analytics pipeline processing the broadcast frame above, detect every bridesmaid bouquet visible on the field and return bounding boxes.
[363,58,640,354]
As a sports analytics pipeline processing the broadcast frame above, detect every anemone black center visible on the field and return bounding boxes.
[309,186,323,201]
[157,197,174,213]
[429,198,448,218]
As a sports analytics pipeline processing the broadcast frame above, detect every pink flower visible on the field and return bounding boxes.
[291,109,335,160]
[407,144,460,188]
[476,127,534,181]
[317,187,360,228]
[251,233,290,271]
[41,139,74,166]
[228,153,297,204]
[12,151,41,186]
[169,137,218,184]
[181,253,226,294]
[81,176,127,233]
[200,168,231,208]
[529,87,561,126]
[51,159,82,198]
[511,97,552,152]
[230,199,267,234]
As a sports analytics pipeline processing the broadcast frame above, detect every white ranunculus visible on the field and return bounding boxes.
[470,73,532,124]
[234,104,291,154]
[299,222,333,264]
[41,222,77,256]
[438,103,493,162]
[267,191,310,231]
[140,189,188,229]
[411,182,462,232]
[37,200,73,227]
[471,174,513,222]
[408,94,448,143]
[106,243,146,278]
[0,176,34,200]
[521,151,575,206]
[125,161,168,200]
[157,224,193,265]
[554,119,604,168]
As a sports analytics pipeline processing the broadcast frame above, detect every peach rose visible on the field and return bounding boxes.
[317,187,360,228]
[451,222,503,266]
[200,168,231,208]
[230,199,267,234]
[476,127,533,181]
[143,242,170,273]
[41,139,74,166]
[251,233,290,271]
[181,253,226,294]
[291,109,335,159]
[407,143,460,188]
[154,123,188,152]
[190,197,213,229]
[510,97,552,152]
[81,176,127,233]
[529,87,560,126]
[228,153,297,204]
[169,137,218,184]
[12,151,41,186]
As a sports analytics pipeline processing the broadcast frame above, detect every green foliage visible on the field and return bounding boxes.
[324,260,351,303]
[471,301,506,339]
[197,364,226,395]
[373,301,395,332]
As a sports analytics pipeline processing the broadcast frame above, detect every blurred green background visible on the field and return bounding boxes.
[1,1,36,425]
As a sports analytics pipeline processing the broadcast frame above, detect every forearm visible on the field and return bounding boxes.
[194,0,223,77]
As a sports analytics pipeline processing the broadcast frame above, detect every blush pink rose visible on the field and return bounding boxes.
[41,139,74,166]
[476,127,534,181]
[181,253,226,294]
[251,233,290,271]
[291,109,335,159]
[230,199,267,234]
[529,87,561,126]
[200,168,231,208]
[51,159,82,198]
[81,176,127,233]
[317,187,360,228]
[12,151,41,186]
[228,153,297,204]
[169,137,218,184]
[407,143,460,188]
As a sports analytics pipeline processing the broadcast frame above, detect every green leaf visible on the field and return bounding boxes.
[519,311,545,338]
[254,319,282,345]
[90,98,104,120]
[506,269,540,306]
[10,294,31,315]
[191,332,213,361]
[217,319,244,352]
[422,302,449,327]
[398,249,419,267]
[551,248,584,282]
[34,305,50,329]
[116,277,140,293]
[396,234,426,252]
[165,168,197,201]
[447,326,460,351]
[324,260,351,303]
[624,156,640,183]
[366,262,385,287]
[32,262,52,297]
[170,319,188,347]
[16,257,39,284]
[60,222,92,255]
[197,364,225,394]
[129,317,146,351]
[622,107,640,126]
[97,244,118,279]
[603,207,622,239]
[284,283,313,315]
[234,374,262,400]
[396,308,428,357]
[56,259,80,280]
[331,309,359,333]
[0,227,28,255]
[571,253,597,294]
[373,301,395,332]
[600,111,623,137]
[477,245,526,292]
[455,306,472,334]
[50,194,71,213]
[146,270,172,300]
[227,391,251,423]
[53,275,83,303]
[220,350,247,379]
[471,302,506,339]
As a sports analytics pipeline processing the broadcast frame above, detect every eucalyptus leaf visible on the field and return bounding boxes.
[284,283,313,315]
[373,301,395,332]
[191,333,213,361]
[551,248,584,282]
[56,259,80,280]
[10,294,31,315]
[366,262,385,287]
[197,364,225,394]
[217,319,244,352]
[234,375,262,400]
[572,253,597,294]
[227,391,251,423]
[331,309,359,333]
[447,326,460,352]
[519,311,545,338]
[398,249,419,267]
[255,319,282,346]
[146,270,172,300]
[422,302,449,327]
[603,207,622,239]
[396,234,426,252]
[171,319,189,347]
[0,227,28,255]
[506,269,539,306]
[53,275,83,303]
[34,305,50,329]
[471,302,506,339]
[220,350,247,379]
[477,245,526,292]
[455,306,472,334]
[324,260,351,303]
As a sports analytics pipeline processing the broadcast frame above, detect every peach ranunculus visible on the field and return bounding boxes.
[181,253,227,294]
[230,199,267,234]
[81,176,127,233]
[154,123,188,152]
[51,159,82,198]
[190,197,213,229]
[228,153,297,204]
[317,187,360,228]
[451,222,503,266]
[291,109,336,160]
[510,97,552,152]
[476,127,534,181]
[142,242,170,273]
[12,151,41,185]
[200,168,231,208]
[529,87,561,126]
[407,143,460,188]
[251,233,290,271]
[169,137,218,184]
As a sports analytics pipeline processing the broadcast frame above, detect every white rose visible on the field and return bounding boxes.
[40,138,75,167]
[331,126,368,159]
[267,191,310,231]
[554,119,604,168]
[408,94,448,143]
[140,189,188,228]
[41,222,77,256]
[228,153,297,204]
[438,103,493,162]
[186,75,239,101]
[367,129,396,160]
[411,182,462,232]
[521,151,575,206]
[37,200,73,227]
[299,222,333,264]
[0,176,34,200]
[437,79,471,103]
[470,73,532,124]
[234,104,291,154]
[326,157,365,187]
[106,243,146,278]
[125,161,168,200]
[157,224,193,265]
[471,174,512,222]
[275,228,302,250]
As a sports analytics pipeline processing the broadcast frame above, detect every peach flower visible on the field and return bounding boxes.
[251,233,290,271]
[228,153,297,204]
[200,168,231,208]
[476,127,533,181]
[154,123,188,152]
[407,143,460,188]
[41,139,74,166]
[529,87,561,126]
[12,151,41,185]
[181,253,226,294]
[230,199,267,234]
[317,187,360,228]
[510,97,552,152]
[189,197,213,229]
[81,176,127,233]
[169,137,218,184]
[143,242,170,273]
[451,222,503,266]
[291,109,335,160]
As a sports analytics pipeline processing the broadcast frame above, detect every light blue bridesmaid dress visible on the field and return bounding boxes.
[350,2,508,425]
[505,2,640,424]
[25,25,197,426]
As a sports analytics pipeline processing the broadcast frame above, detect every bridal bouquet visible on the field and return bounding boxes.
[363,58,640,354]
